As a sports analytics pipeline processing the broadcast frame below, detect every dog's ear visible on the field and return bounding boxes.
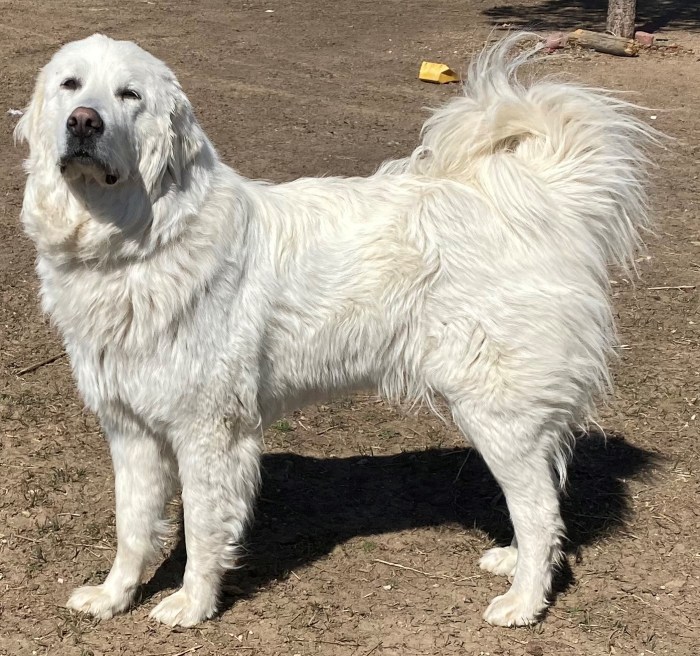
[140,83,208,197]
[167,91,206,187]
[14,69,46,147]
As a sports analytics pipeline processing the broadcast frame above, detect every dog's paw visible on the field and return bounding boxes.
[479,545,518,578]
[149,589,217,627]
[483,590,545,627]
[67,584,133,620]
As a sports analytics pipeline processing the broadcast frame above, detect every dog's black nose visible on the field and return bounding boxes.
[66,107,104,138]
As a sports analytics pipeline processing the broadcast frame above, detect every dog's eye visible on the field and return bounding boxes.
[61,78,80,91]
[118,89,141,101]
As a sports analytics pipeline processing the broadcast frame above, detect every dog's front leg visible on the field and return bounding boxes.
[67,420,178,619]
[149,421,262,627]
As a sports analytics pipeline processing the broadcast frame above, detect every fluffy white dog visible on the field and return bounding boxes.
[16,33,654,627]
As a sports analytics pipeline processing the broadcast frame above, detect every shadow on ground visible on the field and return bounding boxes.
[143,430,659,609]
[483,0,700,33]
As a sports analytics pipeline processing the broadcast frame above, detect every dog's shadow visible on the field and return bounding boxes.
[142,430,658,610]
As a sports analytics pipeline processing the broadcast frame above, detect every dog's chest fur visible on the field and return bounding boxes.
[38,252,234,428]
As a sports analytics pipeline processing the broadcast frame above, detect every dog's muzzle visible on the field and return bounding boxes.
[60,106,119,185]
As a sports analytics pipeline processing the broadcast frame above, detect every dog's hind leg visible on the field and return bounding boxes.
[67,419,178,619]
[450,400,565,626]
[149,422,262,627]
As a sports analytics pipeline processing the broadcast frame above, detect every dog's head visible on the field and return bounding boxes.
[16,33,208,195]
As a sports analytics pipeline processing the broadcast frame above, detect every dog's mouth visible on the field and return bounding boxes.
[60,149,120,186]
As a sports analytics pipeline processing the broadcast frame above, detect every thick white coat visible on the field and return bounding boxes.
[16,33,655,627]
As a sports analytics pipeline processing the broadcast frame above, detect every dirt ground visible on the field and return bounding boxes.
[1,1,699,655]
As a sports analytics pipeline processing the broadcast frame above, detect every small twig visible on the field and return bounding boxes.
[69,543,115,551]
[647,285,696,291]
[317,424,348,436]
[291,638,360,647]
[632,593,651,606]
[364,642,382,656]
[172,648,203,656]
[548,610,575,623]
[13,533,42,544]
[16,352,66,376]
[146,646,203,656]
[453,451,472,483]
[287,609,304,625]
[34,629,58,641]
[373,558,452,580]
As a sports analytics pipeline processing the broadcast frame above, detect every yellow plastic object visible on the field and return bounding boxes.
[418,61,460,84]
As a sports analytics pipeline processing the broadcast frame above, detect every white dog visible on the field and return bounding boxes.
[15,33,654,627]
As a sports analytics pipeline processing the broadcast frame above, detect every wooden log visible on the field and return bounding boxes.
[607,0,637,39]
[569,28,640,57]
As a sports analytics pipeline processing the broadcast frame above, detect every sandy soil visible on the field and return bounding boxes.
[1,1,698,654]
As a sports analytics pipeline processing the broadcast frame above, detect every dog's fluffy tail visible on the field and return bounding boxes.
[388,33,660,270]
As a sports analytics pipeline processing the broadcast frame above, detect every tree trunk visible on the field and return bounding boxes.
[607,0,637,39]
